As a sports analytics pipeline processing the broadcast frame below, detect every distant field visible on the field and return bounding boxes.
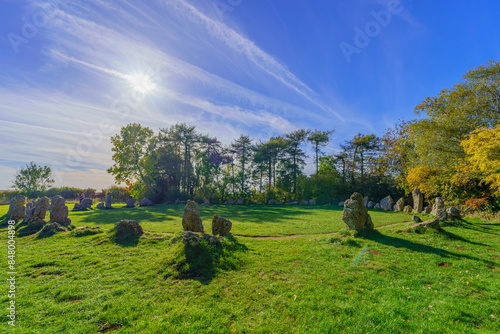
[0,204,499,333]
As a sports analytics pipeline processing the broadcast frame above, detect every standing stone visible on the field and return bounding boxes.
[367,201,374,208]
[203,199,210,205]
[212,215,232,236]
[228,199,236,205]
[182,200,204,233]
[374,203,381,209]
[25,197,50,221]
[393,198,405,211]
[403,205,413,213]
[412,188,424,213]
[338,201,345,206]
[96,202,105,209]
[268,199,275,205]
[309,199,316,205]
[105,195,112,209]
[363,196,369,206]
[423,206,432,214]
[49,196,71,226]
[175,198,182,204]
[237,198,244,205]
[411,216,422,223]
[431,197,445,217]
[139,197,153,207]
[380,196,394,211]
[302,200,309,205]
[9,195,26,222]
[290,201,299,205]
[342,192,374,231]
[126,198,136,208]
[81,198,93,210]
[446,207,461,220]
[277,200,284,205]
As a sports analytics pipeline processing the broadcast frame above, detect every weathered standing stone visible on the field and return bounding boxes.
[446,207,461,220]
[81,198,93,210]
[403,205,413,213]
[290,201,299,205]
[423,206,432,214]
[175,198,182,204]
[203,199,210,205]
[431,197,445,216]
[393,198,405,211]
[338,201,345,206]
[182,200,204,233]
[105,195,112,209]
[96,202,105,209]
[367,201,375,208]
[412,188,424,213]
[112,220,143,238]
[228,199,236,205]
[309,199,317,205]
[126,198,136,207]
[49,196,71,226]
[212,215,232,236]
[25,197,50,221]
[410,218,441,230]
[182,231,202,246]
[363,196,369,206]
[181,231,220,246]
[268,199,275,205]
[9,195,26,222]
[342,192,374,231]
[237,198,244,205]
[277,200,284,205]
[139,197,153,207]
[411,216,422,223]
[380,196,394,211]
[374,203,381,209]
[302,200,309,205]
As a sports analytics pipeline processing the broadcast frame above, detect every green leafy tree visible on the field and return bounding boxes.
[107,123,158,196]
[13,162,54,198]
[308,129,335,175]
[231,134,253,196]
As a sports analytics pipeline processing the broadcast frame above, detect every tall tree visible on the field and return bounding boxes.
[231,134,253,196]
[308,129,335,175]
[108,123,157,196]
[12,162,54,198]
[284,129,309,195]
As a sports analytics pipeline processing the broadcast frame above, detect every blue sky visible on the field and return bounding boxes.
[1,0,499,190]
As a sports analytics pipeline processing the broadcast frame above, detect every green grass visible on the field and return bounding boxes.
[1,203,499,333]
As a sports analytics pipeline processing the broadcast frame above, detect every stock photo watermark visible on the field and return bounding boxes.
[6,220,17,327]
[339,0,406,64]
[7,1,60,54]
[211,0,243,21]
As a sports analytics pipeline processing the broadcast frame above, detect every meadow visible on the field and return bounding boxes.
[1,203,499,333]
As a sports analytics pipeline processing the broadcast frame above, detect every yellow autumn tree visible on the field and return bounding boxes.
[461,124,500,195]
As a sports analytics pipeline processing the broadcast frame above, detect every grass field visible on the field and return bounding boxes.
[1,203,499,333]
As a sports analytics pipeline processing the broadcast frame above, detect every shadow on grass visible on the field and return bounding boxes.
[76,205,175,226]
[442,218,500,236]
[162,234,248,284]
[357,230,497,266]
[110,234,141,247]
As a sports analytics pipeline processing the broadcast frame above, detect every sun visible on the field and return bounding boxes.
[126,73,157,93]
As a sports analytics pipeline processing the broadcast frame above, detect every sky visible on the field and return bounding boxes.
[1,0,500,190]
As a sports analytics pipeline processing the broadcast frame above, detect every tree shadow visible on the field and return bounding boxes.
[76,205,174,226]
[356,230,497,266]
[442,218,500,236]
[164,234,248,285]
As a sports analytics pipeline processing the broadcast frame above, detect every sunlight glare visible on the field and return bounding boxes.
[126,73,157,93]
